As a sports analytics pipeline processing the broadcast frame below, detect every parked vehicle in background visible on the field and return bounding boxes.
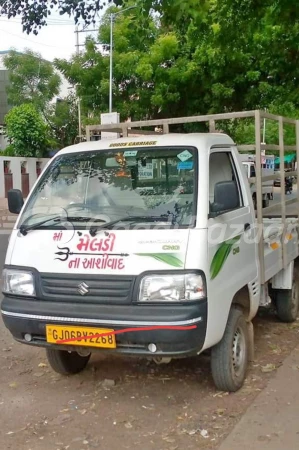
[240,154,275,208]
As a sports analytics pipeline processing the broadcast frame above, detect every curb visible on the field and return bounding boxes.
[217,345,299,450]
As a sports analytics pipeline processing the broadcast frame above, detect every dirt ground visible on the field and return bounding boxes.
[1,308,299,450]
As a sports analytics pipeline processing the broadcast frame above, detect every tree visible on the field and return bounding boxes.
[0,0,125,34]
[5,104,50,157]
[45,95,79,149]
[3,49,61,111]
[193,0,299,114]
[0,0,194,34]
[55,5,197,121]
[8,0,299,137]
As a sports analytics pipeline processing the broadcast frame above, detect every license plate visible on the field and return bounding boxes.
[46,325,116,349]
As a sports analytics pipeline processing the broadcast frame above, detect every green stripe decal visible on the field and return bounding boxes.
[135,253,184,268]
[210,235,241,280]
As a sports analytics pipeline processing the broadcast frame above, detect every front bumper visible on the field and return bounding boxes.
[1,296,207,357]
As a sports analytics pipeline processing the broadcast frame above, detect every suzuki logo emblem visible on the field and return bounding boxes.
[77,282,89,296]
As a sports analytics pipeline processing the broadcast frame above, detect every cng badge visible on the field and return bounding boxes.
[162,245,180,251]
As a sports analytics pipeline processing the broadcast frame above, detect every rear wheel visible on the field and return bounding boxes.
[275,269,299,323]
[211,308,248,392]
[46,348,91,375]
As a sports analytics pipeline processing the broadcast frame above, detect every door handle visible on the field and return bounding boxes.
[244,223,251,231]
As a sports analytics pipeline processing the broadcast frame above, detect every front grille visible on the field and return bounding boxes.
[39,273,135,304]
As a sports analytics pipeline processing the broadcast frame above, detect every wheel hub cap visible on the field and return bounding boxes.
[232,327,246,377]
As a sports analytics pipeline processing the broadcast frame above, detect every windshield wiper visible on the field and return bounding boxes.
[20,213,176,236]
[20,216,62,236]
[20,215,109,236]
[89,215,174,236]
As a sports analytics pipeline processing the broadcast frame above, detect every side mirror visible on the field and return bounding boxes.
[8,189,24,214]
[209,181,240,218]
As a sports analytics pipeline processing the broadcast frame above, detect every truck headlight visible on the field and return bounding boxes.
[139,273,205,302]
[2,269,36,296]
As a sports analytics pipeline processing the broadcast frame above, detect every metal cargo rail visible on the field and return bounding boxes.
[86,110,299,283]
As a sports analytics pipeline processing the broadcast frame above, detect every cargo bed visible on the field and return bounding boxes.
[263,218,299,282]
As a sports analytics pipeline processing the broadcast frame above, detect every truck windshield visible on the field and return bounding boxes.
[20,146,197,230]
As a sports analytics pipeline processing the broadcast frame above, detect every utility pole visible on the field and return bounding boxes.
[109,13,113,113]
[75,25,80,55]
[75,25,82,140]
[74,25,99,140]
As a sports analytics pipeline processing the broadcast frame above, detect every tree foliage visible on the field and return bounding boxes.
[0,0,124,34]
[55,5,199,122]
[0,0,207,34]
[2,49,78,149]
[3,49,61,111]
[45,95,79,149]
[3,0,294,147]
[5,104,50,157]
[53,1,299,127]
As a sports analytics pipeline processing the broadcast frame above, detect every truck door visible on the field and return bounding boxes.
[205,149,259,348]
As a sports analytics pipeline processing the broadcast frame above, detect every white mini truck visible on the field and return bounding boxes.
[2,110,299,392]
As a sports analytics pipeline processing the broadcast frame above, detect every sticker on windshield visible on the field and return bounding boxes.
[177,150,192,162]
[177,161,193,170]
[124,150,138,157]
[138,162,153,179]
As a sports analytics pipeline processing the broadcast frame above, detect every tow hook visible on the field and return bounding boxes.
[153,357,172,365]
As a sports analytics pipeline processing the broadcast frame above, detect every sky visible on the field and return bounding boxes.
[0,9,105,97]
[0,9,103,62]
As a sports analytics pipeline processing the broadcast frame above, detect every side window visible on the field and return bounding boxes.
[209,151,243,212]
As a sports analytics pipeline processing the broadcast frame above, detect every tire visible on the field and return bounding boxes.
[46,348,91,375]
[262,197,269,208]
[211,308,249,392]
[275,269,299,323]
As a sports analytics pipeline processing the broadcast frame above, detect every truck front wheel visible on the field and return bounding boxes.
[211,308,249,392]
[46,348,91,375]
